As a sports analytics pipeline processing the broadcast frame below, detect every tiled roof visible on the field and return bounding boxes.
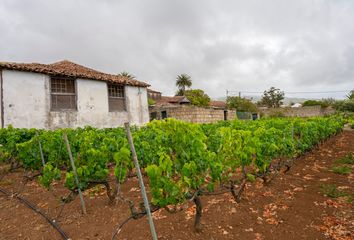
[0,60,149,87]
[209,100,227,108]
[147,88,161,94]
[155,96,191,106]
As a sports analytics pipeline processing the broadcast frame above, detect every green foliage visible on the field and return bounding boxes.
[0,115,345,207]
[114,147,132,183]
[346,90,354,100]
[175,74,192,96]
[118,71,135,79]
[320,184,348,198]
[302,100,322,106]
[185,89,211,107]
[260,87,284,108]
[331,165,352,175]
[148,98,156,106]
[0,126,36,163]
[38,163,61,189]
[227,96,257,112]
[302,98,335,108]
[333,99,354,112]
[335,153,354,165]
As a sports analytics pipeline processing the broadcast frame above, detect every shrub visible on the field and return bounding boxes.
[185,89,211,107]
[333,99,354,112]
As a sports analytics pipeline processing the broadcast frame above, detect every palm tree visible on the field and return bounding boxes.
[118,71,135,79]
[176,74,192,96]
[346,90,354,99]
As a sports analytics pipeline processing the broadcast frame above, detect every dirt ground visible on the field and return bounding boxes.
[0,130,353,240]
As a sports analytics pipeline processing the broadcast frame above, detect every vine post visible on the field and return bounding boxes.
[36,131,45,167]
[124,122,158,240]
[63,133,87,215]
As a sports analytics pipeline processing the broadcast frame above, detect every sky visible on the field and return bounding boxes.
[0,0,353,99]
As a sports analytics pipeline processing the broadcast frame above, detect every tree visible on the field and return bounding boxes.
[303,98,335,108]
[260,87,284,108]
[175,74,192,96]
[118,71,135,79]
[346,90,354,100]
[185,89,210,107]
[227,96,257,112]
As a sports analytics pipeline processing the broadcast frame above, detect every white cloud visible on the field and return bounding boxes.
[0,0,353,99]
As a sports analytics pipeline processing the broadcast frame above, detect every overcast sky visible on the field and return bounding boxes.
[0,0,353,99]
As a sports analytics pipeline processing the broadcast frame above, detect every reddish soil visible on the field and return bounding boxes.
[1,130,353,240]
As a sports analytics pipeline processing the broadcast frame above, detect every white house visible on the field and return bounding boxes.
[0,60,150,129]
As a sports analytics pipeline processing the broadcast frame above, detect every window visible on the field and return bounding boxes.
[50,77,77,110]
[108,83,126,112]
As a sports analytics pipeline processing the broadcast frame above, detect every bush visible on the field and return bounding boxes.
[333,99,354,112]
[185,89,211,107]
[227,96,258,112]
[302,99,333,108]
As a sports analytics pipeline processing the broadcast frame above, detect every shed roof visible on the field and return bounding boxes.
[209,100,227,108]
[154,96,190,106]
[0,60,149,87]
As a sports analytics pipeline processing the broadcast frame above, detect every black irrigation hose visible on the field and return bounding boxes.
[0,187,70,240]
[111,204,161,240]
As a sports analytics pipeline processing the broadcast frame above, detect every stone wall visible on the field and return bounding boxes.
[260,106,335,118]
[150,105,236,123]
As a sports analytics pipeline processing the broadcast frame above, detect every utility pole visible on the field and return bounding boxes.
[239,91,241,98]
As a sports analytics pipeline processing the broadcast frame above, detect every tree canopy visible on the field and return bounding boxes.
[185,89,210,107]
[260,87,284,108]
[175,74,192,96]
[227,96,257,112]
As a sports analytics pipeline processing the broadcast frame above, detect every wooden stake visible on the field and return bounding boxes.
[124,122,158,240]
[63,133,87,215]
[36,131,45,167]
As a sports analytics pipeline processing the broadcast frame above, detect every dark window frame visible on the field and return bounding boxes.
[50,77,77,111]
[107,83,126,112]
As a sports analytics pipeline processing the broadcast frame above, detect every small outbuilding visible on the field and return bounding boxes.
[0,60,150,129]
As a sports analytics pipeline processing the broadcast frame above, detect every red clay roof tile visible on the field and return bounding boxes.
[0,60,149,87]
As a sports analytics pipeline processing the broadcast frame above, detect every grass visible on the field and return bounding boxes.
[331,153,353,175]
[320,184,354,203]
[320,184,347,198]
[331,165,352,175]
[335,153,354,165]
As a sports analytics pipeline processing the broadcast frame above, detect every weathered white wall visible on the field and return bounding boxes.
[1,70,149,129]
[126,86,149,125]
[2,70,49,128]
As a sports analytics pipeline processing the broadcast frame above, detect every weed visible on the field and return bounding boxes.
[320,184,347,198]
[331,165,352,175]
[335,153,354,165]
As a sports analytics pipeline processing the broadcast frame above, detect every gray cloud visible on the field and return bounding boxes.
[0,0,353,99]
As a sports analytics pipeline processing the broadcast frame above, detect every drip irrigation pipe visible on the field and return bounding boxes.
[0,187,70,240]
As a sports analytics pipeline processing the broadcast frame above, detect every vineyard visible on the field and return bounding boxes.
[0,115,352,239]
